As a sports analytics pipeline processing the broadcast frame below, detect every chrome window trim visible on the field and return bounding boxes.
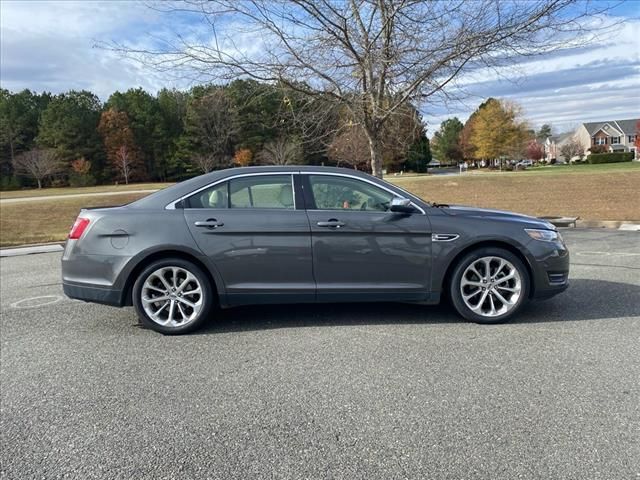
[303,171,426,215]
[166,171,297,210]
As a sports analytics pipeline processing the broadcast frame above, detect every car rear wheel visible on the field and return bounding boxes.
[449,247,529,324]
[132,258,214,334]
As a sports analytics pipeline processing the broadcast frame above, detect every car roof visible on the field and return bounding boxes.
[127,165,392,210]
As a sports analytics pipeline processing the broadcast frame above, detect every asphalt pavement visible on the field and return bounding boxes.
[1,229,638,479]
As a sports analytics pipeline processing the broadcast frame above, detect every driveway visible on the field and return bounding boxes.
[1,229,638,479]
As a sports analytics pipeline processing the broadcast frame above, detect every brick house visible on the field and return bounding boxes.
[575,119,639,158]
[544,132,574,163]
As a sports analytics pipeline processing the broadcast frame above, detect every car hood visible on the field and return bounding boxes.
[439,204,556,229]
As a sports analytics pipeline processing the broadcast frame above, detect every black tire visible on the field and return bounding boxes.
[449,247,530,324]
[132,258,214,335]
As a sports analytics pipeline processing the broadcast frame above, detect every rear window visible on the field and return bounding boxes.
[186,182,228,208]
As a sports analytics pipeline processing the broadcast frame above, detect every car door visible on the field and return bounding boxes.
[183,173,314,305]
[302,173,433,302]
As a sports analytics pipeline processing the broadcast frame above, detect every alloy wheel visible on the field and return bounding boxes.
[141,266,204,327]
[460,256,522,318]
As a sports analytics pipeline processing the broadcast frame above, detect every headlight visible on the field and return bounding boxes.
[525,228,562,242]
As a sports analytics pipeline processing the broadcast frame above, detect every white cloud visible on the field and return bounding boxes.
[424,14,640,132]
[1,0,639,132]
[0,0,178,98]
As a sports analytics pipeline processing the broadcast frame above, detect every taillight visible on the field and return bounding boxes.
[69,217,90,239]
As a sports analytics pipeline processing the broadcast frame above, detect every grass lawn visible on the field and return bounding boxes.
[0,193,148,247]
[390,162,640,221]
[0,182,171,200]
[395,161,640,178]
[1,162,638,247]
[480,162,640,175]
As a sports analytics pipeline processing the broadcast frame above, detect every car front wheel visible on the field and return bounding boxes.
[132,258,214,334]
[449,248,529,324]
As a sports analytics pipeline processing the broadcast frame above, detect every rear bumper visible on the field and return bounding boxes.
[63,281,123,307]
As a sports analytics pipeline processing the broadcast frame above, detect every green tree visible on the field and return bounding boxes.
[36,90,103,178]
[106,88,162,181]
[536,124,553,140]
[226,80,281,153]
[176,86,239,173]
[0,89,51,180]
[432,117,464,165]
[405,135,431,173]
[155,88,188,180]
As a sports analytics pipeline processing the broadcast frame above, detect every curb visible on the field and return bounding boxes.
[618,224,640,232]
[0,243,64,257]
[575,220,640,231]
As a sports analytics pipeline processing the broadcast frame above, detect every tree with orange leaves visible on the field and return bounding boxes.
[233,148,253,167]
[97,108,142,184]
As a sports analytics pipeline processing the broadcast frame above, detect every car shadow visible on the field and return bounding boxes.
[195,279,640,334]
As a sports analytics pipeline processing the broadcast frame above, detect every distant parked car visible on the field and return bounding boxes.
[516,160,533,168]
[62,166,569,334]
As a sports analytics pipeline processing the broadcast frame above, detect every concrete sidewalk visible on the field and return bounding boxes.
[0,244,64,257]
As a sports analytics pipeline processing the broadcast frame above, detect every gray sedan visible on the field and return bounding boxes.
[62,166,569,334]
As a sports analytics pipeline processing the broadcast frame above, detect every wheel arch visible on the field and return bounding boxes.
[120,248,222,306]
[440,240,536,300]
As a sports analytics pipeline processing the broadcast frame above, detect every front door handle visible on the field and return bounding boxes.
[317,219,345,229]
[194,218,224,229]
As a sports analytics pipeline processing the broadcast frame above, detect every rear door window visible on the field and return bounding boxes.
[229,175,295,209]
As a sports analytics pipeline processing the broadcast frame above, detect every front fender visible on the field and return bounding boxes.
[430,233,536,294]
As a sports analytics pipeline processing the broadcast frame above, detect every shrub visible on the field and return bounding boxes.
[69,173,97,187]
[0,175,21,191]
[586,152,634,164]
[588,145,607,154]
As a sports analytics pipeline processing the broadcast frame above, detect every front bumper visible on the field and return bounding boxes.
[527,239,570,300]
[531,280,569,299]
[63,281,124,307]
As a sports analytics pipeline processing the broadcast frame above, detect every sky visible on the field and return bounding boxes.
[1,0,639,135]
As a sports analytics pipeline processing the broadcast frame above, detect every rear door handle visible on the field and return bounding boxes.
[194,219,224,229]
[317,219,345,229]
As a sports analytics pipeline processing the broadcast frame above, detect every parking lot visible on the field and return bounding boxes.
[1,229,638,479]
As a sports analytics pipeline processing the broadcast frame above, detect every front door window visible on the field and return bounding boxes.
[308,175,394,212]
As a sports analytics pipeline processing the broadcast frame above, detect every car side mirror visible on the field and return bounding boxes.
[389,197,414,213]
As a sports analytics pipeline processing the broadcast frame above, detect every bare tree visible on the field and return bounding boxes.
[560,139,584,163]
[12,149,62,189]
[114,145,134,184]
[258,137,303,165]
[271,85,342,156]
[111,0,615,177]
[328,125,371,170]
[186,89,238,159]
[191,152,230,173]
[328,107,421,172]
